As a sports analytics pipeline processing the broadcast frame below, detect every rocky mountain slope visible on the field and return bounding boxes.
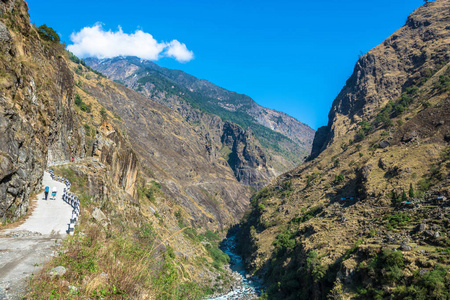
[0,0,268,230]
[77,71,254,229]
[86,57,315,173]
[312,0,450,158]
[238,1,450,299]
[0,0,85,223]
[0,0,269,297]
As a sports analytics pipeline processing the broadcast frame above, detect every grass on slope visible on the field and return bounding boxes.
[28,167,210,299]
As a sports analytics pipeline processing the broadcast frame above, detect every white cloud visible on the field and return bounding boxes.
[166,40,194,62]
[67,24,194,62]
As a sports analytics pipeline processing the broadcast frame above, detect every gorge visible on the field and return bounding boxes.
[1,0,450,299]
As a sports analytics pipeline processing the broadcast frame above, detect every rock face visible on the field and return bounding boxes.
[309,125,329,159]
[92,123,138,197]
[221,122,275,189]
[314,0,450,155]
[85,57,315,173]
[0,0,84,222]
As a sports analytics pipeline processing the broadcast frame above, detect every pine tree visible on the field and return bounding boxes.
[409,183,415,198]
[402,189,407,201]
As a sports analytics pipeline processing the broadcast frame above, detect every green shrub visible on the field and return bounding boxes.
[37,24,60,42]
[402,189,407,201]
[200,230,220,242]
[385,213,411,230]
[74,93,82,106]
[273,230,295,254]
[290,206,322,224]
[333,159,340,168]
[409,183,415,198]
[390,190,402,207]
[393,265,450,299]
[381,249,404,268]
[100,107,107,120]
[334,174,345,185]
[204,243,230,270]
[376,101,394,127]
[359,121,372,133]
[342,239,363,261]
[257,203,266,212]
[418,178,431,192]
[437,72,450,92]
[74,94,92,113]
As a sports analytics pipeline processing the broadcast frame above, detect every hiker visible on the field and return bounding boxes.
[52,187,57,200]
[44,186,49,200]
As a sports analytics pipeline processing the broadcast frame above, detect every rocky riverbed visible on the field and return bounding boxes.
[206,232,263,300]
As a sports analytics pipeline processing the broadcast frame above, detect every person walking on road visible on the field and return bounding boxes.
[44,186,49,200]
[52,187,57,200]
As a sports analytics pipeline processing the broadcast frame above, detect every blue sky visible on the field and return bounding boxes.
[26,0,424,129]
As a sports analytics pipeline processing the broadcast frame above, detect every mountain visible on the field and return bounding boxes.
[0,1,274,297]
[238,1,450,299]
[311,0,450,158]
[85,57,315,174]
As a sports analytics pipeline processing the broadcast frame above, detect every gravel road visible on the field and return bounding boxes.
[0,171,73,299]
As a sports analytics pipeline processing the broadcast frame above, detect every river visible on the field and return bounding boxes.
[205,231,263,300]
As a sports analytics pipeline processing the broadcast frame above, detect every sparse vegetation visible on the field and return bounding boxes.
[74,93,92,113]
[37,24,60,42]
[356,120,372,140]
[67,51,105,78]
[29,221,207,299]
[334,174,345,185]
[100,107,107,121]
[385,213,411,230]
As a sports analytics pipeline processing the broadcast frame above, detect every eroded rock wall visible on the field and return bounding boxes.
[221,122,275,189]
[0,0,83,221]
[315,0,450,154]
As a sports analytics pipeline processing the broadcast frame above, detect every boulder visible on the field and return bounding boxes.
[400,243,413,251]
[48,266,67,277]
[92,207,106,223]
[418,223,427,231]
[402,131,417,142]
[378,158,387,170]
[424,230,435,237]
[379,140,390,149]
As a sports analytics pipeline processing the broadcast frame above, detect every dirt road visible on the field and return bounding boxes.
[0,171,73,299]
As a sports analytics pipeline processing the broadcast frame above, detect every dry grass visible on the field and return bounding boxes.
[27,203,207,300]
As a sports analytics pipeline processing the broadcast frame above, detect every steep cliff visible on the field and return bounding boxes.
[239,1,450,299]
[313,0,450,157]
[86,57,315,173]
[0,0,84,222]
[92,122,138,198]
[221,121,274,189]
